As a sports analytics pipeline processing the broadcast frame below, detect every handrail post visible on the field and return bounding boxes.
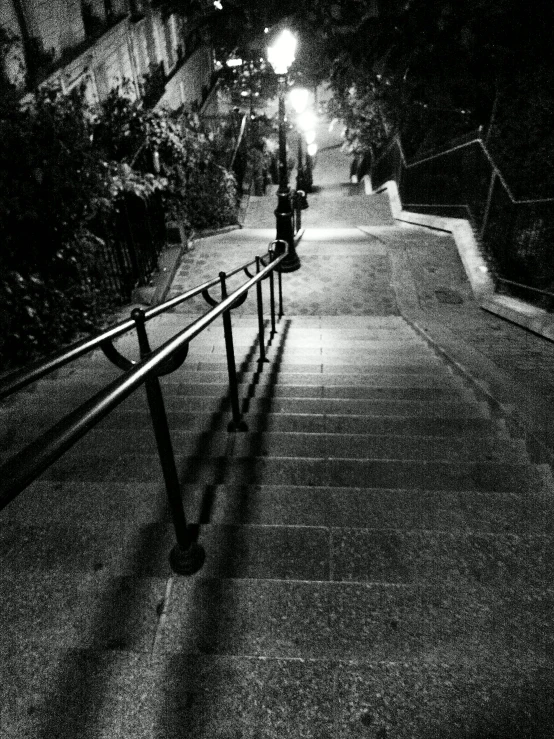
[268,248,277,337]
[278,265,284,319]
[270,240,286,319]
[219,272,248,432]
[481,170,497,241]
[256,256,269,365]
[131,308,205,575]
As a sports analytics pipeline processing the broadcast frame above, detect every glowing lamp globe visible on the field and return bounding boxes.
[267,30,297,75]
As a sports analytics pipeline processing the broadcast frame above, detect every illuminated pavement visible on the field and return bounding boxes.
[169,118,554,405]
[4,114,554,739]
[169,118,399,316]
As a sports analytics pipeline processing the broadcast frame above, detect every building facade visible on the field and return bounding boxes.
[0,0,217,111]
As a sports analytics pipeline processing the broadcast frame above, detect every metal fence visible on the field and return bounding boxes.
[372,135,554,309]
[90,190,166,303]
[88,111,248,306]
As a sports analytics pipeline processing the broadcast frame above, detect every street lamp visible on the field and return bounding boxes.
[267,30,300,272]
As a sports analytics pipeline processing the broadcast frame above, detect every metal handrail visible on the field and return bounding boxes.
[387,135,554,206]
[0,257,256,401]
[496,277,554,300]
[372,133,554,313]
[0,243,287,575]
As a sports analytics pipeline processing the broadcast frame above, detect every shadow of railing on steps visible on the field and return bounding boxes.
[152,318,292,739]
[0,239,289,577]
[24,316,285,739]
[0,235,291,737]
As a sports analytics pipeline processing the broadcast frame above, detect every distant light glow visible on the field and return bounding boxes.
[298,111,317,132]
[264,27,269,33]
[307,143,318,157]
[214,1,223,9]
[305,130,316,145]
[289,87,309,114]
[226,57,243,67]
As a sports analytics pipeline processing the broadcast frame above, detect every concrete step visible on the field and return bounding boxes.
[37,452,552,495]
[3,649,551,738]
[203,355,445,369]
[4,572,549,663]
[7,481,553,535]
[11,381,476,406]
[78,330,428,359]
[119,335,429,350]
[37,365,463,386]
[164,371,467,388]
[1,429,528,466]
[0,399,492,435]
[157,578,554,660]
[66,353,447,373]
[2,519,554,586]
[1,411,506,444]
[49,430,538,461]
[230,431,527,462]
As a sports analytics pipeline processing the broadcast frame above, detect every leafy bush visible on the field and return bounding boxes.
[0,85,123,366]
[0,57,238,370]
[95,89,238,229]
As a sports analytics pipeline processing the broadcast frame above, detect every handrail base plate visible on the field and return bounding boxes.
[169,541,206,575]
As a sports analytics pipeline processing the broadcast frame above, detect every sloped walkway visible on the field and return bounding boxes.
[2,114,554,739]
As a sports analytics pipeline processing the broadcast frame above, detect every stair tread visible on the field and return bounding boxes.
[31,452,550,494]
[3,520,554,587]
[7,482,553,535]
[13,383,472,402]
[0,412,508,444]
[2,429,525,462]
[2,649,551,739]
[1,397,490,419]
[157,577,554,660]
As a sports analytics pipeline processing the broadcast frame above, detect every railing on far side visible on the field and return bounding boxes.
[371,135,554,309]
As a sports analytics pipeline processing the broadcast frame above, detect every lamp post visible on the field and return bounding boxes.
[267,30,300,272]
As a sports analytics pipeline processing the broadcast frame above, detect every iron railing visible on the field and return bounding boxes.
[91,110,245,304]
[88,191,166,303]
[372,135,554,309]
[0,239,288,575]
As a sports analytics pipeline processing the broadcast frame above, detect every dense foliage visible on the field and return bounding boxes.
[0,38,237,369]
[318,0,554,196]
[0,84,147,367]
[95,88,237,229]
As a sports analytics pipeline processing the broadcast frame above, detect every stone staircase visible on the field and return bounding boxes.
[2,313,554,737]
